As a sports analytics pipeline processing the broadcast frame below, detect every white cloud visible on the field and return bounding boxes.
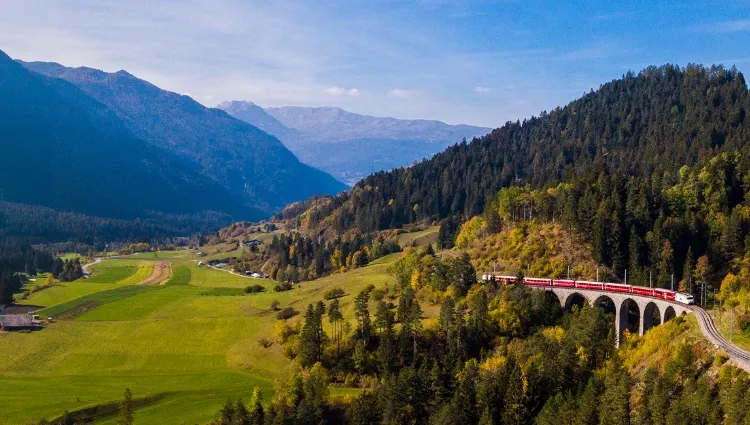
[325,86,359,96]
[387,88,415,98]
[473,86,490,94]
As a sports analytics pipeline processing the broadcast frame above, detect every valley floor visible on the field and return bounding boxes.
[0,250,396,424]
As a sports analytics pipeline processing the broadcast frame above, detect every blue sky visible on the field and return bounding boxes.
[1,0,749,127]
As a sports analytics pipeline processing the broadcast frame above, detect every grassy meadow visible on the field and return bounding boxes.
[0,249,403,425]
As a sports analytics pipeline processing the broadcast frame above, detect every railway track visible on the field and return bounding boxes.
[690,305,750,372]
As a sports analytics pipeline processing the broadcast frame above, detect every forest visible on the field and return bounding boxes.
[442,148,749,298]
[0,242,54,305]
[296,65,748,237]
[209,249,750,425]
[232,232,401,283]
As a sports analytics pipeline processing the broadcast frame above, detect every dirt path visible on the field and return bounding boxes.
[82,257,102,274]
[137,262,172,285]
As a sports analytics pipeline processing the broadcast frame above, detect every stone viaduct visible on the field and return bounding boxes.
[533,286,691,346]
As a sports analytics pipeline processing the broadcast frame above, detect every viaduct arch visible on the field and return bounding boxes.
[537,287,691,346]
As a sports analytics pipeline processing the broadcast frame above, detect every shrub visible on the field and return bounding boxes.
[276,307,298,320]
[324,287,345,300]
[371,288,385,301]
[271,299,281,311]
[244,284,264,293]
[282,335,299,359]
[274,283,293,292]
[274,319,299,344]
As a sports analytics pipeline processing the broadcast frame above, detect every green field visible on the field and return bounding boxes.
[397,225,440,247]
[0,251,403,424]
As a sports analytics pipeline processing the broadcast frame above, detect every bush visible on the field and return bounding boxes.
[271,299,281,311]
[274,319,299,344]
[276,307,298,320]
[371,288,386,301]
[274,283,293,292]
[245,284,265,293]
[324,287,345,300]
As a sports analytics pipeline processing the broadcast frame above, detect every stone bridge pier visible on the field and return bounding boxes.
[534,287,691,346]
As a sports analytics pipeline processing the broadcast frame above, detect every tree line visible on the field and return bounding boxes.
[233,233,401,284]
[0,242,54,305]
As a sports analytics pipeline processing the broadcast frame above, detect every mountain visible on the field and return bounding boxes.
[263,106,491,143]
[21,61,347,213]
[217,100,301,142]
[218,102,491,185]
[282,64,750,235]
[0,49,256,232]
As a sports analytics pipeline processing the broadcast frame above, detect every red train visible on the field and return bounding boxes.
[481,275,694,305]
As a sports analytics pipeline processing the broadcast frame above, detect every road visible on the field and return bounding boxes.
[81,257,102,274]
[691,305,750,372]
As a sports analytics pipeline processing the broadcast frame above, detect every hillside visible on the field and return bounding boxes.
[20,61,347,213]
[220,102,491,185]
[0,50,254,231]
[322,65,750,232]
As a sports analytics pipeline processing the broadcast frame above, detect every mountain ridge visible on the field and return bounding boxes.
[0,49,256,229]
[219,101,491,185]
[20,60,347,213]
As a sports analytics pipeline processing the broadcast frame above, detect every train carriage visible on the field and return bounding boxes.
[631,286,655,297]
[575,280,604,290]
[552,279,576,288]
[524,277,552,286]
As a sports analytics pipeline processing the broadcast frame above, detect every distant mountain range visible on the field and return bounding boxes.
[20,61,347,214]
[219,102,491,185]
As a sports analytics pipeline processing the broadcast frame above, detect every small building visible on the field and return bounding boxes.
[0,314,41,331]
[240,239,262,248]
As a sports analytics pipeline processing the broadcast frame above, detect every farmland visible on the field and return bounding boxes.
[0,250,401,424]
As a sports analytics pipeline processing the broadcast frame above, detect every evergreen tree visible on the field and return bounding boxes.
[600,355,631,425]
[353,289,371,340]
[248,387,264,425]
[116,388,135,425]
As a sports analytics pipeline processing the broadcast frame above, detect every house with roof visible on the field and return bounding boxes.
[0,314,41,331]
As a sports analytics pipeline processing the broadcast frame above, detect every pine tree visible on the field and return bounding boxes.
[575,376,599,425]
[248,387,264,425]
[219,398,235,425]
[299,303,324,367]
[234,400,250,425]
[600,355,631,425]
[116,388,135,425]
[353,289,371,340]
[377,305,396,375]
[328,298,343,357]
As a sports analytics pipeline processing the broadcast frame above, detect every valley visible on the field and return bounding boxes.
[2,5,750,422]
[0,246,410,424]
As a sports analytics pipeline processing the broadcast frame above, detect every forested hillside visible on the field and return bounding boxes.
[0,49,256,233]
[285,65,749,289]
[329,65,748,232]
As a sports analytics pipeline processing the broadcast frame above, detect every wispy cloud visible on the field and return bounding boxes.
[325,86,360,96]
[696,19,750,33]
[474,86,490,94]
[387,88,417,98]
